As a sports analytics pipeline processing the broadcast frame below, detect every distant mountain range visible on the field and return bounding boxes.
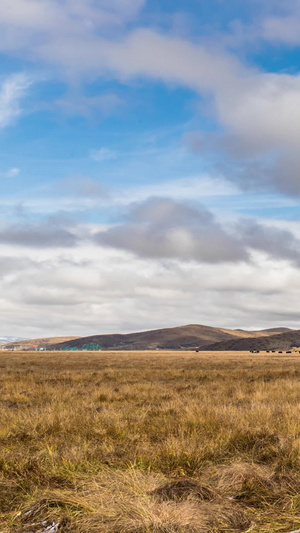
[0,324,294,351]
[1,325,297,352]
[0,336,25,345]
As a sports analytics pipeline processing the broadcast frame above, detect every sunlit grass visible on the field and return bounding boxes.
[1,350,300,532]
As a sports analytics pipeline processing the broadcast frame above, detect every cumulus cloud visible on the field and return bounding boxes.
[0,73,32,129]
[241,220,300,266]
[59,29,300,194]
[94,197,300,266]
[95,197,247,264]
[3,24,300,194]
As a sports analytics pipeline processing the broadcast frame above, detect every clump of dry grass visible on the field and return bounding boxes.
[2,350,300,532]
[11,469,251,533]
[150,479,215,502]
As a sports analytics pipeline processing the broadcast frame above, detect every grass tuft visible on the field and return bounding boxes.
[150,479,215,502]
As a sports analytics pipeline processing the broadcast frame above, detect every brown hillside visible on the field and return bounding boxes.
[260,327,292,333]
[219,326,291,338]
[201,329,300,351]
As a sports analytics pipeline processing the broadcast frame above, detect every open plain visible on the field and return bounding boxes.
[2,350,300,532]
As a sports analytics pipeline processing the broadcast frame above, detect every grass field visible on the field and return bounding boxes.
[2,350,300,532]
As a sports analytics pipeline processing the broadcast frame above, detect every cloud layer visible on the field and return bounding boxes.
[1,240,300,338]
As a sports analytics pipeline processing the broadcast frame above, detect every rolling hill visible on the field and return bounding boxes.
[201,329,300,351]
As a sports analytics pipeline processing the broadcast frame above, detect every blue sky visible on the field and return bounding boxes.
[1,0,300,337]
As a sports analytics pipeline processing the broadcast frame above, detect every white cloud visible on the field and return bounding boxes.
[0,0,145,52]
[263,15,300,44]
[114,176,240,205]
[0,214,79,248]
[5,24,295,193]
[260,0,300,44]
[0,73,32,129]
[91,147,116,162]
[5,168,20,178]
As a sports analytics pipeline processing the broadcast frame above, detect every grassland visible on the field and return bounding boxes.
[2,351,300,532]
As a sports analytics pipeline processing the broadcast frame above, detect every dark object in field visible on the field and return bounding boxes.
[151,479,214,502]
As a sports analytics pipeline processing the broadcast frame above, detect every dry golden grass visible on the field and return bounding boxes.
[2,350,300,532]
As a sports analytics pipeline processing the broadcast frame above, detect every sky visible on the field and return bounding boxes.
[1,0,300,337]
